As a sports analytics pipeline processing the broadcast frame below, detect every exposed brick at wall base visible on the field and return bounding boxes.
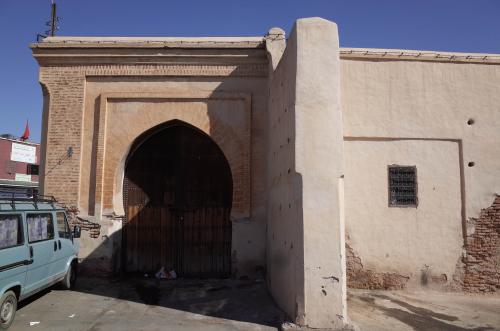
[462,195,500,293]
[346,242,409,290]
[65,206,101,239]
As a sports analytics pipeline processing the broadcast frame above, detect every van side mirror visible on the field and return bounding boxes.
[73,226,81,239]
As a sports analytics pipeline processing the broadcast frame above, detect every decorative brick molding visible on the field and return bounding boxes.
[93,91,251,220]
[38,60,263,209]
[461,195,500,293]
[42,64,267,78]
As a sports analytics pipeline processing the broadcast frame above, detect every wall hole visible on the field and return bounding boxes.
[468,162,475,167]
[467,118,475,125]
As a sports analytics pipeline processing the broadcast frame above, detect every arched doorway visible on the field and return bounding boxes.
[123,121,233,278]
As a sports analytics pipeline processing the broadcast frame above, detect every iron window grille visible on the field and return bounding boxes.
[27,164,39,175]
[388,165,418,207]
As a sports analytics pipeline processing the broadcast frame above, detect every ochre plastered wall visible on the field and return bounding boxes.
[341,57,500,291]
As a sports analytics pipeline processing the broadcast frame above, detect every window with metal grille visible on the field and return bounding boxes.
[388,165,418,207]
[27,164,39,175]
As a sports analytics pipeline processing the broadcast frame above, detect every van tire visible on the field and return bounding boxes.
[61,262,77,290]
[0,290,17,329]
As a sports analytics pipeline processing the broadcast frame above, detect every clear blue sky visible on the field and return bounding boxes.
[0,0,499,142]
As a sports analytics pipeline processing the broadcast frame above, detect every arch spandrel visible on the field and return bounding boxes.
[90,91,251,221]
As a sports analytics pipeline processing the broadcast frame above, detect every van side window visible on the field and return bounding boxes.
[56,212,71,239]
[27,213,54,243]
[0,214,23,249]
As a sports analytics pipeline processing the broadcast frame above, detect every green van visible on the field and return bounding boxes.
[0,192,81,329]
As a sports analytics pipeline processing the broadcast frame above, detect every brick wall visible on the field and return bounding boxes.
[462,195,500,292]
[65,206,101,239]
[40,68,85,206]
[346,242,409,290]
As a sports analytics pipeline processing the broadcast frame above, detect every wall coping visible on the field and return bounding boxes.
[31,36,265,49]
[340,47,500,64]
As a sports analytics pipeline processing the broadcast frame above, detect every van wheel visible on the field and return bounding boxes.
[61,262,77,290]
[0,290,17,330]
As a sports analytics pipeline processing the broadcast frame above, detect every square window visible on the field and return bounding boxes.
[56,212,71,239]
[0,214,23,249]
[27,164,39,175]
[388,165,418,207]
[27,213,54,243]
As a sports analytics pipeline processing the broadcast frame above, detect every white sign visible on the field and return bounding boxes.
[15,173,32,182]
[11,143,36,163]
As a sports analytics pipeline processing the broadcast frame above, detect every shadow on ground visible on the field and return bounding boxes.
[355,292,496,331]
[74,275,285,328]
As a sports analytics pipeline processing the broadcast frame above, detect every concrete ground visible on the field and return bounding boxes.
[8,277,500,331]
[348,289,500,331]
[9,276,284,331]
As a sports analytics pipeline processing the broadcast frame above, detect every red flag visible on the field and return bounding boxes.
[20,120,30,141]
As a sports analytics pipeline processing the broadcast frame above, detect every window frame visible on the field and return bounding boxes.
[0,214,24,250]
[387,165,418,208]
[56,212,71,239]
[26,212,55,244]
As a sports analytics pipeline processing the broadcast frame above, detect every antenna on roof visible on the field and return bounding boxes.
[36,0,61,42]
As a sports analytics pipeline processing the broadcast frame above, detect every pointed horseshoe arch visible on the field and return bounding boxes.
[123,120,233,277]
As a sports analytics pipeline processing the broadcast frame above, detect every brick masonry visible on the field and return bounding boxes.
[346,242,410,290]
[40,68,85,206]
[346,195,500,292]
[39,65,257,218]
[461,195,500,293]
[64,205,101,239]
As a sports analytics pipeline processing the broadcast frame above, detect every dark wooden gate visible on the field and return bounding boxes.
[123,122,232,278]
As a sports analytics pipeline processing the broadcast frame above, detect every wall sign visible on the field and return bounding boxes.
[11,143,36,163]
[15,173,32,182]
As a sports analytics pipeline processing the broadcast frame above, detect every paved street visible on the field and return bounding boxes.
[348,289,500,331]
[9,277,500,331]
[10,276,284,331]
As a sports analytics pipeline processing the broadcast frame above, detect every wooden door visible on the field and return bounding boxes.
[123,123,232,278]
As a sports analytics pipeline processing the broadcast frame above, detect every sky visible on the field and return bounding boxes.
[0,0,499,142]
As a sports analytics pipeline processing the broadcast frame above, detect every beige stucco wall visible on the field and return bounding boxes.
[266,19,303,323]
[344,139,463,284]
[266,18,347,329]
[341,57,500,286]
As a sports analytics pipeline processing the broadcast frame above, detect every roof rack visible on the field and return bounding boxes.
[0,189,57,210]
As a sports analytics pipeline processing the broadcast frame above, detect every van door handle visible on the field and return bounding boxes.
[58,240,61,250]
[29,246,33,258]
[54,241,57,251]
